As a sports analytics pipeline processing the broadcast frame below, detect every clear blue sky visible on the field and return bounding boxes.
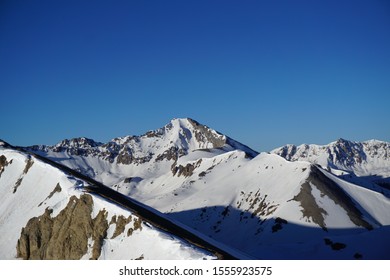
[1,0,389,152]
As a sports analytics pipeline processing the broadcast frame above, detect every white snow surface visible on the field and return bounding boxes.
[0,147,214,260]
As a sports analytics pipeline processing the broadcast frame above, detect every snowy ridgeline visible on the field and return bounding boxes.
[1,118,390,259]
[0,147,217,260]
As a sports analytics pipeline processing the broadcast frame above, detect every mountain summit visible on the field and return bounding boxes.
[30,118,258,166]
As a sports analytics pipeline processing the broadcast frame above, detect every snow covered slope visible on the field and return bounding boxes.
[129,151,390,259]
[272,139,390,194]
[22,119,390,259]
[28,118,257,187]
[0,145,215,260]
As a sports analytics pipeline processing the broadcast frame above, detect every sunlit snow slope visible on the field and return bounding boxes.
[14,118,390,259]
[0,145,215,260]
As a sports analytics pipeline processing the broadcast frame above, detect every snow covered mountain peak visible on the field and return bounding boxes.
[29,118,258,166]
[149,117,228,150]
[272,139,390,193]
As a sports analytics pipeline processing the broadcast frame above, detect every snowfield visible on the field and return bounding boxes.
[0,147,215,260]
[1,118,390,259]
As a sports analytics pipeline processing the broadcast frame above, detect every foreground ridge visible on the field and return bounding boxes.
[8,143,242,259]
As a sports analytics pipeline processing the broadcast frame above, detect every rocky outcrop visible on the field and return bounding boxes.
[38,183,62,207]
[155,146,180,162]
[273,139,390,170]
[116,147,133,165]
[292,181,328,231]
[17,194,109,260]
[0,155,10,177]
[110,215,132,239]
[13,157,34,193]
[187,118,226,148]
[236,190,279,220]
[308,166,373,229]
[23,157,34,174]
[291,166,373,231]
[171,159,202,177]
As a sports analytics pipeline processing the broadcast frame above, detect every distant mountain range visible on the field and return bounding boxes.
[1,118,389,259]
[272,138,390,194]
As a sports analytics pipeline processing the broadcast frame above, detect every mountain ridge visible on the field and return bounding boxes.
[272,138,390,195]
[0,144,229,260]
[272,138,389,168]
[1,118,390,259]
[28,118,258,164]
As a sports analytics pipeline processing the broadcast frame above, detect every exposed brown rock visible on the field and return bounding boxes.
[38,183,62,207]
[134,254,144,260]
[13,178,23,193]
[155,146,179,162]
[23,157,34,174]
[133,217,143,231]
[126,217,143,236]
[47,183,62,199]
[12,157,35,193]
[17,194,109,260]
[91,209,109,260]
[308,166,373,230]
[292,181,328,231]
[187,118,226,148]
[291,166,373,231]
[111,215,132,239]
[238,190,279,219]
[171,159,202,177]
[117,148,133,165]
[0,155,10,177]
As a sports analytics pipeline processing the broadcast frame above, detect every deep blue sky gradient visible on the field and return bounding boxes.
[1,0,389,151]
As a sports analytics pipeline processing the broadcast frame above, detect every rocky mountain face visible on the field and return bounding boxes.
[273,138,389,170]
[272,138,390,193]
[17,194,110,260]
[29,118,258,166]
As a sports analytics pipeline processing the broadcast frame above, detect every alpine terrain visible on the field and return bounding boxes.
[272,139,390,196]
[1,118,389,259]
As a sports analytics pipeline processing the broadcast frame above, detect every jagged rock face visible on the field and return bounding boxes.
[16,192,143,260]
[361,140,390,159]
[17,194,109,260]
[273,139,390,171]
[116,147,133,165]
[52,138,103,156]
[171,159,203,177]
[28,118,258,167]
[328,139,367,166]
[186,118,226,148]
[109,215,133,239]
